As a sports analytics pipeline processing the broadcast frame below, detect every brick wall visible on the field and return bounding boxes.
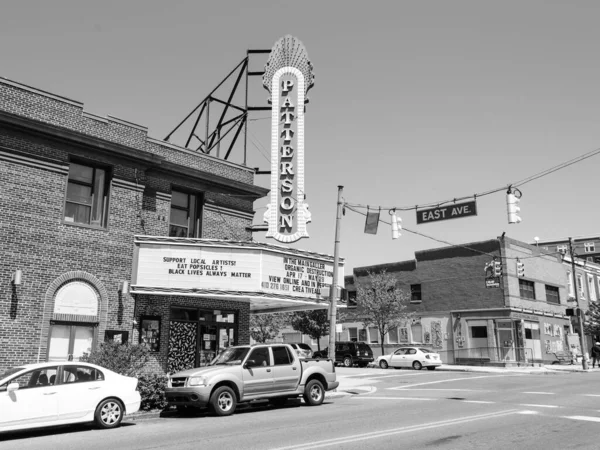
[134,295,250,374]
[0,77,264,373]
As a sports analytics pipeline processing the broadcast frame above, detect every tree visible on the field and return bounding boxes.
[250,313,290,343]
[584,301,600,343]
[289,310,330,352]
[355,270,414,356]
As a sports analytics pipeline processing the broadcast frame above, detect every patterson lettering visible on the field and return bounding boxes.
[262,35,314,243]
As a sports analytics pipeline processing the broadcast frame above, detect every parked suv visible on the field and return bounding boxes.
[288,343,313,359]
[313,341,374,367]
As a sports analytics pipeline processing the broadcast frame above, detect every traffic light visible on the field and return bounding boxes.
[494,260,502,277]
[390,209,401,239]
[516,259,525,277]
[506,190,522,224]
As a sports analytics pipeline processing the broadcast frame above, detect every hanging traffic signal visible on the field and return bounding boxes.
[494,260,502,277]
[390,209,401,239]
[516,259,525,277]
[506,188,522,224]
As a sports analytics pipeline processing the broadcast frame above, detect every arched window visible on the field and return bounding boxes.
[47,281,98,362]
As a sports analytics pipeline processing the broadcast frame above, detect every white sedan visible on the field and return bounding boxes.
[376,347,442,370]
[0,361,141,433]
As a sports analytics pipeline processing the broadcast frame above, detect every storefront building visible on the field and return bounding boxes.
[0,76,341,373]
[340,236,599,366]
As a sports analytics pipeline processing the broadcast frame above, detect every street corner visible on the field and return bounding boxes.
[326,385,377,399]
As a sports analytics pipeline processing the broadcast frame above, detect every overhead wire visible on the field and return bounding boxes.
[344,204,565,262]
[344,145,600,212]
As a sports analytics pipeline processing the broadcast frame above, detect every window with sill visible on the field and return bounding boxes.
[169,189,203,238]
[347,291,357,308]
[584,242,595,253]
[588,274,596,302]
[545,285,560,304]
[557,245,567,254]
[410,284,422,302]
[577,274,585,299]
[519,279,535,299]
[64,162,110,227]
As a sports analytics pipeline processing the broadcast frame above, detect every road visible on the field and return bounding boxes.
[2,367,600,449]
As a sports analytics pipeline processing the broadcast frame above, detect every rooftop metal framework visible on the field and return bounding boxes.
[164,50,272,170]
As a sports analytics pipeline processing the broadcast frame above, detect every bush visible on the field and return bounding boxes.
[138,374,169,411]
[80,341,150,377]
[81,341,169,411]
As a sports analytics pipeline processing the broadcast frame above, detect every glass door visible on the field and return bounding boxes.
[199,324,217,366]
[497,321,515,361]
[218,327,235,352]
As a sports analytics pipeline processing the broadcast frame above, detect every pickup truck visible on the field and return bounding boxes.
[166,343,339,416]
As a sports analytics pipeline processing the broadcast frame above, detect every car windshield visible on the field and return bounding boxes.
[209,347,250,366]
[298,344,311,350]
[0,367,24,381]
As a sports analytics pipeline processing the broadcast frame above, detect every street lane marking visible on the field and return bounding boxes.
[388,375,512,390]
[272,409,520,450]
[400,388,489,392]
[583,394,600,397]
[564,416,600,423]
[360,373,432,380]
[518,410,540,415]
[518,404,560,408]
[464,400,496,404]
[522,392,554,395]
[352,396,435,401]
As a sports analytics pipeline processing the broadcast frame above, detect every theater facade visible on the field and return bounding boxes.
[0,76,342,374]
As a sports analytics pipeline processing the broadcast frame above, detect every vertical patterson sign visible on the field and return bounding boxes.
[263,35,315,243]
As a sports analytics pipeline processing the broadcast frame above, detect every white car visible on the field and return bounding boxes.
[376,347,442,370]
[0,361,141,433]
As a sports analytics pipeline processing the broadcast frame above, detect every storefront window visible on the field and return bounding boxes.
[140,316,161,352]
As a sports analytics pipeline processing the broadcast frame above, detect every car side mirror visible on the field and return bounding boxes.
[7,382,19,393]
[244,359,257,369]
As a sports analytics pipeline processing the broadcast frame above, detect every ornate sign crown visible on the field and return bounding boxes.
[263,35,315,104]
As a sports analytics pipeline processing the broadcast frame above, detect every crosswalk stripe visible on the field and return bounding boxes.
[564,416,600,423]
[519,404,560,408]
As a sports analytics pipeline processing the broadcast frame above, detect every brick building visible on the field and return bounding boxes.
[337,236,600,366]
[533,236,600,264]
[0,76,323,374]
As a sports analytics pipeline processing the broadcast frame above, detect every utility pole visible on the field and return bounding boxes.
[569,237,588,370]
[328,186,344,360]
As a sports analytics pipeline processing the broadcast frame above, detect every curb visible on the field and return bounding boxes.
[125,388,373,421]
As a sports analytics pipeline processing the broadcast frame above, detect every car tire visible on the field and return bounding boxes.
[343,357,353,367]
[426,366,436,371]
[94,398,124,429]
[412,361,423,370]
[303,379,325,406]
[210,386,237,416]
[379,360,389,369]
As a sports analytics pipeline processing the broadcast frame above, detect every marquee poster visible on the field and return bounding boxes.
[262,35,315,243]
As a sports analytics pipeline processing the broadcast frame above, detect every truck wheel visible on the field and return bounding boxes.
[210,386,237,416]
[303,379,325,406]
[343,357,353,367]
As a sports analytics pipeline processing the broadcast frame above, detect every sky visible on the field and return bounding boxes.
[2,0,600,274]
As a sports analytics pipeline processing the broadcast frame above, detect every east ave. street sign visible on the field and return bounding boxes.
[416,200,477,225]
